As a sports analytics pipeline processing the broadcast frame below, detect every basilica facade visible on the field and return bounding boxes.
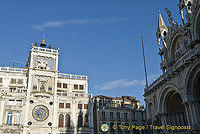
[144,0,200,133]
[0,36,93,134]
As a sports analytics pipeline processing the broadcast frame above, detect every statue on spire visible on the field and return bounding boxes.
[165,8,179,29]
[178,0,185,25]
[165,8,174,25]
[40,35,47,48]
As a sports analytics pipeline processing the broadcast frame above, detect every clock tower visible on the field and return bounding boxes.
[23,35,59,134]
[0,35,93,134]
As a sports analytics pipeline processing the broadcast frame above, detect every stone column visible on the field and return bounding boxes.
[184,102,192,126]
[52,76,58,134]
[23,70,33,134]
[194,101,200,124]
[0,97,5,125]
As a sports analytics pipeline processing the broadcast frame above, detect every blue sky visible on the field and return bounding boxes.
[0,0,181,105]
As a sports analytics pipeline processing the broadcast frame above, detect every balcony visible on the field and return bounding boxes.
[31,90,52,98]
[58,73,87,80]
[32,46,59,54]
[0,67,27,73]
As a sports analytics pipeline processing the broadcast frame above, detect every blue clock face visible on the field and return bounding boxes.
[32,105,49,121]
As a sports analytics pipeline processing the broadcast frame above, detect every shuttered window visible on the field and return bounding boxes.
[59,103,64,108]
[74,84,78,89]
[84,114,89,127]
[66,103,70,108]
[63,83,67,88]
[65,114,70,127]
[58,114,64,127]
[78,115,83,127]
[78,104,82,109]
[84,104,88,109]
[11,78,16,84]
[18,79,23,84]
[57,83,62,88]
[79,85,84,90]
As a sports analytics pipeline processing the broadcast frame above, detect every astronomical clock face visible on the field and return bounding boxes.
[32,105,49,121]
[33,57,55,71]
[174,36,190,60]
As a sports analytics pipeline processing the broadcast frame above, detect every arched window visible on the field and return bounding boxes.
[6,112,12,125]
[65,114,70,127]
[13,112,20,125]
[78,115,83,127]
[84,114,89,127]
[58,114,64,127]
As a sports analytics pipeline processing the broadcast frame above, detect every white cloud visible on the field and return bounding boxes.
[33,17,128,31]
[94,73,160,90]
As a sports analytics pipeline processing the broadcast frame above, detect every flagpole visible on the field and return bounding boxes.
[141,36,148,89]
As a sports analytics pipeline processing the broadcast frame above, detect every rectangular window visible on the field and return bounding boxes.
[11,78,16,84]
[101,111,106,120]
[66,103,70,108]
[74,84,78,89]
[59,103,64,108]
[141,112,144,120]
[63,93,67,96]
[17,79,23,84]
[57,92,61,96]
[84,104,88,109]
[0,78,2,83]
[33,85,37,90]
[57,83,62,88]
[132,112,135,121]
[13,112,20,125]
[48,86,52,91]
[8,100,15,105]
[10,87,16,92]
[78,104,82,109]
[99,100,102,106]
[6,112,12,125]
[63,83,67,88]
[124,113,128,121]
[110,112,114,120]
[117,112,121,120]
[16,100,22,105]
[79,85,84,90]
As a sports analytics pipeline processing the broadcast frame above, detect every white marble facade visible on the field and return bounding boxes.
[0,37,93,134]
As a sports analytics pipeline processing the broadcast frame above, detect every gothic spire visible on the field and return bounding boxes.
[158,10,168,48]
[158,10,168,36]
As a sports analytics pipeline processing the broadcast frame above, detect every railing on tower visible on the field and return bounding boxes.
[0,67,27,73]
[58,73,87,80]
[32,46,59,54]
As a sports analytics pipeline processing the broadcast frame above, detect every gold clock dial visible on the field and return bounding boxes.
[32,105,49,121]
